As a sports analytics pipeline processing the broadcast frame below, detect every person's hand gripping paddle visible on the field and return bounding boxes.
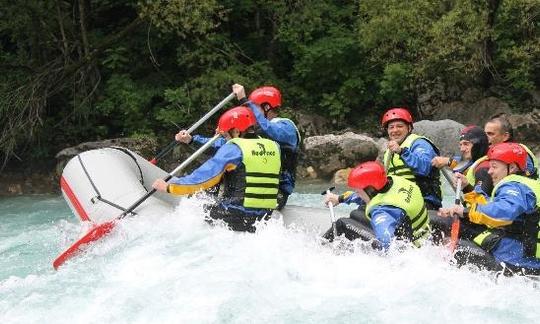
[321,186,338,239]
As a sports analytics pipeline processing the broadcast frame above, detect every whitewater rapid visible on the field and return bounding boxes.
[1,194,539,323]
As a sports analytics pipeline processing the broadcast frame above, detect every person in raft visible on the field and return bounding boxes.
[381,107,442,210]
[438,142,540,275]
[323,161,430,251]
[431,125,492,195]
[429,125,492,244]
[176,84,300,210]
[484,113,538,179]
[153,106,281,233]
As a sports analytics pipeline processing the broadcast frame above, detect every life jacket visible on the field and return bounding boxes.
[383,134,442,203]
[465,156,489,186]
[472,174,540,259]
[468,143,538,182]
[520,143,539,179]
[365,175,430,247]
[265,117,301,182]
[223,138,281,209]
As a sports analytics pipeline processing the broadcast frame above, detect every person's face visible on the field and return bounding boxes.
[354,188,371,204]
[386,120,410,142]
[484,121,510,145]
[488,160,509,186]
[459,140,473,160]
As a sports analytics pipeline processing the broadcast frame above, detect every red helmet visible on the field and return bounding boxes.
[381,108,413,128]
[487,142,527,171]
[248,86,282,109]
[217,106,256,132]
[348,161,388,191]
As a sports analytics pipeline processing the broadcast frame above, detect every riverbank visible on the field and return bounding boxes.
[0,170,59,196]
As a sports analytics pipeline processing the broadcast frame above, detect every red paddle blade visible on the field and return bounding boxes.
[448,218,461,253]
[53,220,116,270]
[149,158,157,165]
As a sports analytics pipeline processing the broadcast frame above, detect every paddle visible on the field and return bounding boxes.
[53,133,222,270]
[321,186,338,239]
[148,92,235,164]
[441,168,462,254]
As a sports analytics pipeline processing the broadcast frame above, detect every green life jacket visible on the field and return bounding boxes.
[227,138,281,209]
[472,174,540,259]
[520,143,539,179]
[465,156,489,187]
[365,175,430,247]
[383,134,442,203]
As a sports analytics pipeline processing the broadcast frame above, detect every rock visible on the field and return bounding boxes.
[508,110,540,153]
[289,110,333,138]
[413,119,465,156]
[305,166,318,179]
[55,137,159,177]
[7,183,22,195]
[431,97,511,126]
[302,132,379,179]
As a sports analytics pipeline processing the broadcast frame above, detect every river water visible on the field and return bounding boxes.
[1,182,539,323]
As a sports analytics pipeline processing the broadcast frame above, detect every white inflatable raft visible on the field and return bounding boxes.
[60,147,348,234]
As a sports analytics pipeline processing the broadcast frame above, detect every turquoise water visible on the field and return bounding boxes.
[1,188,539,323]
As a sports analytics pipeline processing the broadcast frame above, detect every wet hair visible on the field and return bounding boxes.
[487,113,514,141]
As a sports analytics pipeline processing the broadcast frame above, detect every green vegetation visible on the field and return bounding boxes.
[1,0,538,169]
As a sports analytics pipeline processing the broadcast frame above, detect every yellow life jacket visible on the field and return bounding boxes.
[472,174,540,258]
[383,134,442,203]
[228,138,281,209]
[365,175,430,247]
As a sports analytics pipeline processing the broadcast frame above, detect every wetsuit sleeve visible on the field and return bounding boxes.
[166,143,242,195]
[340,191,365,206]
[192,134,227,149]
[400,138,438,176]
[246,102,298,147]
[369,205,406,250]
[470,182,536,227]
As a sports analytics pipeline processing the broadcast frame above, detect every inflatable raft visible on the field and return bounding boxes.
[60,147,349,234]
[60,146,534,276]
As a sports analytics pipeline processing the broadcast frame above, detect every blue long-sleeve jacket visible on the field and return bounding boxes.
[167,142,268,216]
[473,181,540,269]
[400,138,441,207]
[341,192,406,250]
[192,102,300,195]
[247,101,299,195]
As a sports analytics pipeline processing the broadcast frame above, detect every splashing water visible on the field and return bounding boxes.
[1,191,539,324]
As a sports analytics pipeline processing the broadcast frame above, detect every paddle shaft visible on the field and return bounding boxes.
[150,92,235,164]
[442,168,463,253]
[323,187,338,238]
[328,201,337,238]
[119,133,222,220]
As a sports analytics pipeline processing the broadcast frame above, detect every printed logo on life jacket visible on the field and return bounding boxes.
[398,185,414,203]
[505,189,520,197]
[252,143,276,157]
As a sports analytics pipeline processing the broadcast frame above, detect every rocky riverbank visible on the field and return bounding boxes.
[3,104,540,196]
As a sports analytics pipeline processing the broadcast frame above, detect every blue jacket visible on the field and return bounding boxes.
[400,137,441,207]
[340,192,406,250]
[192,101,300,195]
[474,181,540,269]
[247,101,299,195]
[167,141,269,216]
